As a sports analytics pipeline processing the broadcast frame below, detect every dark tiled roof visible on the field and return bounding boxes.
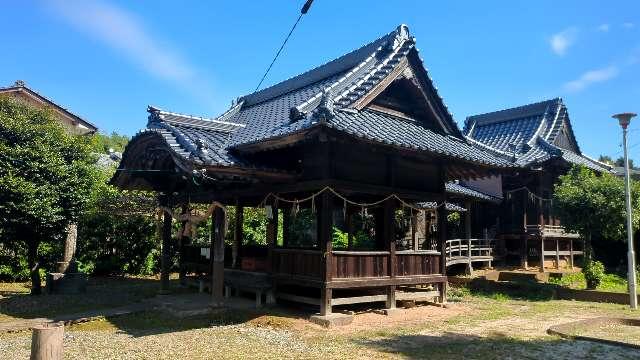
[418,201,467,212]
[465,98,611,173]
[119,24,515,178]
[326,109,513,167]
[445,181,502,202]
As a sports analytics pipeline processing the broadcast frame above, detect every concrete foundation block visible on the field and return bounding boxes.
[374,308,403,316]
[309,313,354,327]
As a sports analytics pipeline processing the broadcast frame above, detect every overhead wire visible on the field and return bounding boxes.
[254,0,315,92]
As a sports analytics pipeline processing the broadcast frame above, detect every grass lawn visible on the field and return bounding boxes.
[548,271,639,293]
[0,276,179,323]
[1,278,640,359]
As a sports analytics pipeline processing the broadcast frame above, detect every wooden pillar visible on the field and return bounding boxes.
[438,195,448,303]
[540,236,545,273]
[555,238,560,269]
[282,205,291,248]
[266,202,279,273]
[346,206,354,250]
[522,190,528,269]
[210,206,226,307]
[159,196,173,295]
[232,204,243,268]
[318,192,333,315]
[384,199,396,309]
[569,238,574,269]
[178,204,189,286]
[465,201,473,273]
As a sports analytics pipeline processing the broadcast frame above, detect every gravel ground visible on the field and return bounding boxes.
[2,296,640,359]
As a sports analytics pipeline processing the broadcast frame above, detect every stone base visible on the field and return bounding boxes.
[374,308,402,316]
[309,313,354,327]
[46,272,87,294]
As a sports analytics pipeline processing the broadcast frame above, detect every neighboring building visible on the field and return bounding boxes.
[464,98,612,270]
[0,80,97,135]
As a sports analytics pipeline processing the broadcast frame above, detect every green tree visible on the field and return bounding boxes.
[598,155,613,165]
[615,156,635,169]
[77,167,159,276]
[0,96,98,294]
[553,165,640,263]
[92,131,129,154]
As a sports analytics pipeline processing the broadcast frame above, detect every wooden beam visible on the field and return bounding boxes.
[216,179,445,204]
[277,292,321,306]
[331,294,388,306]
[327,275,447,289]
[211,206,226,307]
[396,290,440,301]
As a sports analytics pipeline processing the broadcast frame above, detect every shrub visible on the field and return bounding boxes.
[583,260,605,289]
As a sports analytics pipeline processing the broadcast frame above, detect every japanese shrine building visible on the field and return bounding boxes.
[113,24,514,315]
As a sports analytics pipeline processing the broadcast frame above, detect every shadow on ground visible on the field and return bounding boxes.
[355,332,629,359]
[0,277,177,320]
[457,278,558,302]
[71,303,311,338]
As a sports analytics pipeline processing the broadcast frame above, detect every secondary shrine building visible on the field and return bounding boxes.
[463,99,610,271]
[113,24,607,314]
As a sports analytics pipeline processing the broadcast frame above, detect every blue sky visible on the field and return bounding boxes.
[2,1,639,160]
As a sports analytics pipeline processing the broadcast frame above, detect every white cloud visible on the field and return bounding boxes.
[45,0,215,105]
[563,66,619,92]
[597,24,610,32]
[550,27,579,56]
[623,22,635,29]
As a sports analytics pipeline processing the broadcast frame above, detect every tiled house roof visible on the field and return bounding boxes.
[121,24,514,174]
[464,98,611,172]
[0,80,98,134]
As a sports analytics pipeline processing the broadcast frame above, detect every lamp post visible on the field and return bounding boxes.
[613,112,638,309]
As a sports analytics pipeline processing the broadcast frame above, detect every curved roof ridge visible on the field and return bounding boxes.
[147,105,245,133]
[464,134,514,159]
[580,153,613,171]
[466,97,562,126]
[290,41,387,118]
[239,25,407,107]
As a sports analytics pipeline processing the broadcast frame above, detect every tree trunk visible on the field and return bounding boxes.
[584,232,593,264]
[57,223,77,273]
[28,240,41,295]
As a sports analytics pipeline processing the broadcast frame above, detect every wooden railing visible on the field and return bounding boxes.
[272,248,323,279]
[331,250,442,279]
[395,250,441,276]
[445,238,495,266]
[332,251,390,279]
[525,225,580,238]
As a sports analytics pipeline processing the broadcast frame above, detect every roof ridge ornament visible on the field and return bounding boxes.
[312,89,335,123]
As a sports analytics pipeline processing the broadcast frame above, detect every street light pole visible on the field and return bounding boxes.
[613,112,638,309]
